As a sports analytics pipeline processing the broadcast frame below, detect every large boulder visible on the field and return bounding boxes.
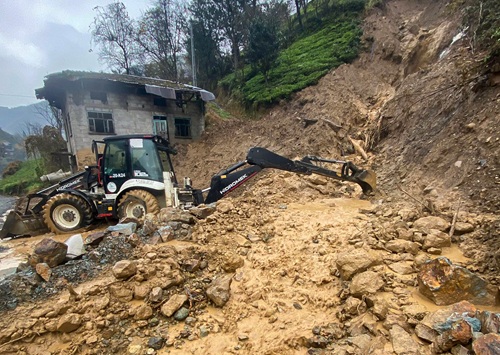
[422,229,451,250]
[29,238,68,267]
[472,333,500,355]
[413,216,449,234]
[206,273,233,307]
[418,258,498,306]
[336,249,381,280]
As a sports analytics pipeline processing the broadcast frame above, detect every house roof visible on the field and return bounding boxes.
[35,70,215,108]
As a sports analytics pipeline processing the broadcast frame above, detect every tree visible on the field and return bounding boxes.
[90,2,141,74]
[33,101,64,138]
[247,16,280,82]
[137,0,187,80]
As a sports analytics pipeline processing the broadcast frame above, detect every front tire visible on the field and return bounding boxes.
[117,190,160,220]
[43,193,94,234]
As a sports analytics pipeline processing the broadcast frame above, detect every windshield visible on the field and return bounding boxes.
[130,138,162,181]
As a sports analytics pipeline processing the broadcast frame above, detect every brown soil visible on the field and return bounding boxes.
[1,0,499,354]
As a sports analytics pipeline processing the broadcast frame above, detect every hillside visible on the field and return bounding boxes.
[0,102,48,135]
[0,1,499,354]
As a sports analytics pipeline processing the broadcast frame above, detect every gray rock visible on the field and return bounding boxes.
[160,294,188,317]
[199,325,209,337]
[174,307,190,321]
[147,337,164,350]
[390,325,420,354]
[206,273,233,307]
[418,257,497,306]
[423,229,451,250]
[336,249,381,280]
[415,323,438,343]
[149,287,163,303]
[84,232,107,246]
[64,234,85,260]
[107,222,137,236]
[29,238,68,267]
[112,260,137,279]
[350,271,384,297]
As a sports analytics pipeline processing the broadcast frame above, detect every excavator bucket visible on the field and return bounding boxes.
[352,169,377,195]
[0,211,47,239]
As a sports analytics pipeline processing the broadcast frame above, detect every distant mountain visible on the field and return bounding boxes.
[0,101,49,135]
[0,128,18,144]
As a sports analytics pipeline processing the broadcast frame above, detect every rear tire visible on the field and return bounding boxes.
[117,190,160,220]
[43,193,94,234]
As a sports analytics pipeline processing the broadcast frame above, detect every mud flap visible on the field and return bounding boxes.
[0,211,47,239]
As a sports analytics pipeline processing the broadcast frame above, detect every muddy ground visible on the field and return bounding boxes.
[0,0,499,354]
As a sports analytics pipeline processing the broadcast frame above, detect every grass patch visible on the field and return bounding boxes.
[0,159,47,195]
[241,18,362,106]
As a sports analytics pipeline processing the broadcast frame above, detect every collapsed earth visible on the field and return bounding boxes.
[0,0,499,354]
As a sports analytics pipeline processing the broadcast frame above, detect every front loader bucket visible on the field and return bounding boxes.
[0,211,47,239]
[353,169,377,195]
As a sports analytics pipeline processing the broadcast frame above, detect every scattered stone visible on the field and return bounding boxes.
[135,304,153,320]
[418,257,498,306]
[385,239,420,255]
[112,260,137,279]
[388,261,414,275]
[238,334,249,341]
[451,344,470,355]
[433,318,473,352]
[390,325,420,354]
[35,263,52,282]
[336,249,381,280]
[306,335,329,349]
[454,222,474,235]
[472,333,500,355]
[189,205,216,219]
[149,287,163,303]
[160,294,188,317]
[128,344,142,354]
[107,222,137,236]
[57,313,82,333]
[64,234,85,260]
[415,323,438,343]
[427,247,442,255]
[413,216,450,234]
[423,229,451,250]
[221,253,244,272]
[206,274,233,307]
[84,232,106,246]
[134,284,151,300]
[350,271,384,297]
[402,304,428,321]
[476,311,500,334]
[216,201,234,214]
[109,284,134,302]
[28,238,67,267]
[182,259,201,272]
[200,325,209,337]
[158,226,174,242]
[147,337,164,350]
[347,334,372,352]
[174,307,190,321]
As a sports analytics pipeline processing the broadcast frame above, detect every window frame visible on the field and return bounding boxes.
[174,117,192,139]
[88,111,115,135]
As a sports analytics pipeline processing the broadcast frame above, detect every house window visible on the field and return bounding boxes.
[88,111,114,134]
[90,91,107,103]
[174,118,191,138]
[153,116,168,138]
[153,98,167,107]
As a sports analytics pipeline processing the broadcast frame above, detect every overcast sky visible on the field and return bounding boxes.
[0,0,145,108]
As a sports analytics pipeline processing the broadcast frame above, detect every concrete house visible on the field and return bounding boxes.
[35,71,215,169]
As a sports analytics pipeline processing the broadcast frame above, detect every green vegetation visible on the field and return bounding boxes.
[0,159,47,195]
[222,15,362,107]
